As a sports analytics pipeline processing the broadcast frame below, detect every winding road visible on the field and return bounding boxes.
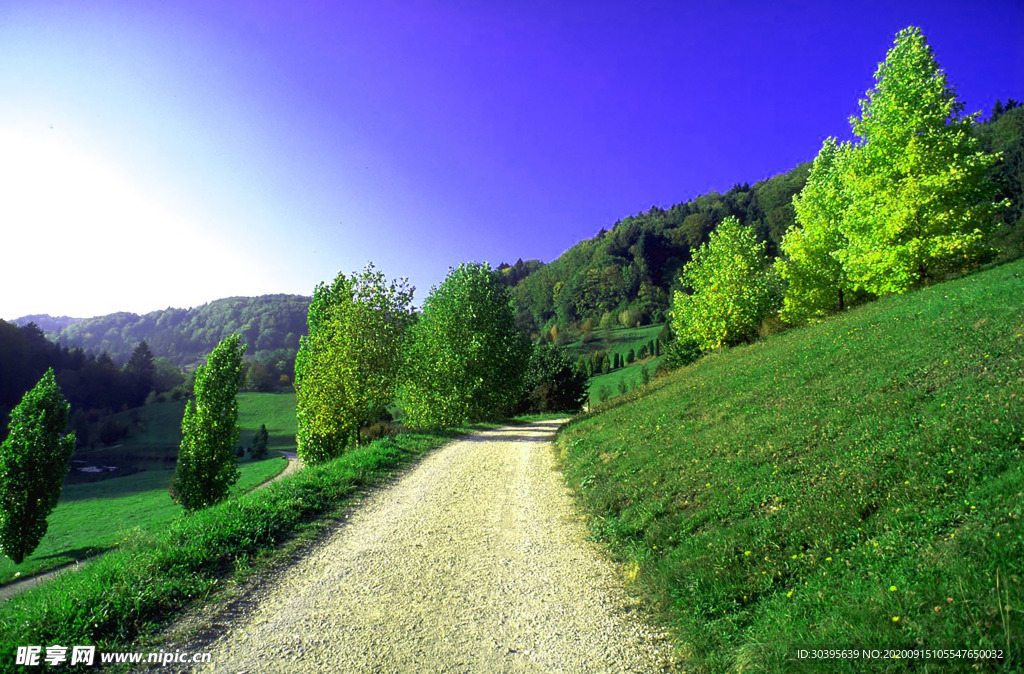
[186,419,678,672]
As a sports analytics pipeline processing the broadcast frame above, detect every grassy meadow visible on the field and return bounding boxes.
[557,258,1024,671]
[562,322,663,361]
[0,392,298,585]
[560,323,666,406]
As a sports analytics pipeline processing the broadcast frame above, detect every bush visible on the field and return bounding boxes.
[660,336,703,371]
[516,342,589,414]
[361,421,397,443]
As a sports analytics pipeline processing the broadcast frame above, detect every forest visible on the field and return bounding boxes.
[506,99,1024,341]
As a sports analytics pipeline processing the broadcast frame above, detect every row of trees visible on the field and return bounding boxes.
[295,262,587,465]
[673,27,1007,350]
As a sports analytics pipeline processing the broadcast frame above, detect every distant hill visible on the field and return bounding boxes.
[12,314,82,333]
[47,294,310,370]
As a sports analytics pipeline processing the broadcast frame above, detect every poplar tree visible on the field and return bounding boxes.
[0,369,76,564]
[170,335,245,512]
[778,137,862,323]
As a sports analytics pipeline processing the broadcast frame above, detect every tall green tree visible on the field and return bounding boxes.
[124,339,156,404]
[294,263,414,463]
[0,369,75,564]
[778,137,864,323]
[170,335,245,512]
[403,262,530,427]
[673,216,779,350]
[839,26,1002,294]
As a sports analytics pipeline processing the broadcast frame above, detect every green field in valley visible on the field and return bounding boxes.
[0,392,298,585]
[558,258,1024,671]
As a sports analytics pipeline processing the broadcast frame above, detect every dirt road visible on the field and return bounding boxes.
[191,419,677,672]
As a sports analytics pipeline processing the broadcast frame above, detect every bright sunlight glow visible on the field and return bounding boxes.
[0,129,261,319]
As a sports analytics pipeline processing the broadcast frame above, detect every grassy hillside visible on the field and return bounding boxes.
[557,258,1024,671]
[560,323,665,406]
[72,392,297,476]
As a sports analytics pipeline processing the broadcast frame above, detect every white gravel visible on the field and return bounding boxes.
[189,419,679,672]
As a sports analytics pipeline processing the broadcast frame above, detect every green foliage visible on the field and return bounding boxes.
[294,263,414,463]
[248,424,270,459]
[661,334,702,370]
[778,138,865,323]
[170,335,245,512]
[403,263,530,427]
[839,27,1002,294]
[673,216,780,350]
[0,370,75,565]
[558,257,1024,671]
[509,166,810,336]
[0,458,285,584]
[47,294,309,372]
[517,342,589,414]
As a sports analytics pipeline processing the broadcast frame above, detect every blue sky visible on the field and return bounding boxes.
[2,0,1022,319]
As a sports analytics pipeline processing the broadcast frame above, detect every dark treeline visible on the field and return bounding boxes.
[0,321,173,441]
[507,101,1024,341]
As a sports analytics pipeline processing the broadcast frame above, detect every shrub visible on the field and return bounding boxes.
[516,342,589,414]
[661,336,703,371]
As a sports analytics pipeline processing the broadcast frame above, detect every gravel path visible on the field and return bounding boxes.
[191,419,678,672]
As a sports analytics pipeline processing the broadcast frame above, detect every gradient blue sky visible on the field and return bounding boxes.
[2,0,1022,319]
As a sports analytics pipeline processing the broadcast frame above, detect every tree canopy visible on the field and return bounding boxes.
[403,263,530,426]
[839,26,1002,294]
[295,264,414,463]
[0,369,75,564]
[170,335,245,511]
[672,216,779,350]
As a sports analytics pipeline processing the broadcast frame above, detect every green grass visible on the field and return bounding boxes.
[236,391,298,453]
[562,322,664,362]
[0,392,298,585]
[557,259,1024,672]
[0,424,493,669]
[0,457,288,585]
[586,356,663,406]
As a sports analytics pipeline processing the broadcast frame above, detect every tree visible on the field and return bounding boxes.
[248,423,270,459]
[403,262,530,427]
[294,264,414,463]
[0,369,75,564]
[778,137,864,323]
[170,335,245,512]
[516,342,589,414]
[838,26,1002,294]
[672,216,779,350]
